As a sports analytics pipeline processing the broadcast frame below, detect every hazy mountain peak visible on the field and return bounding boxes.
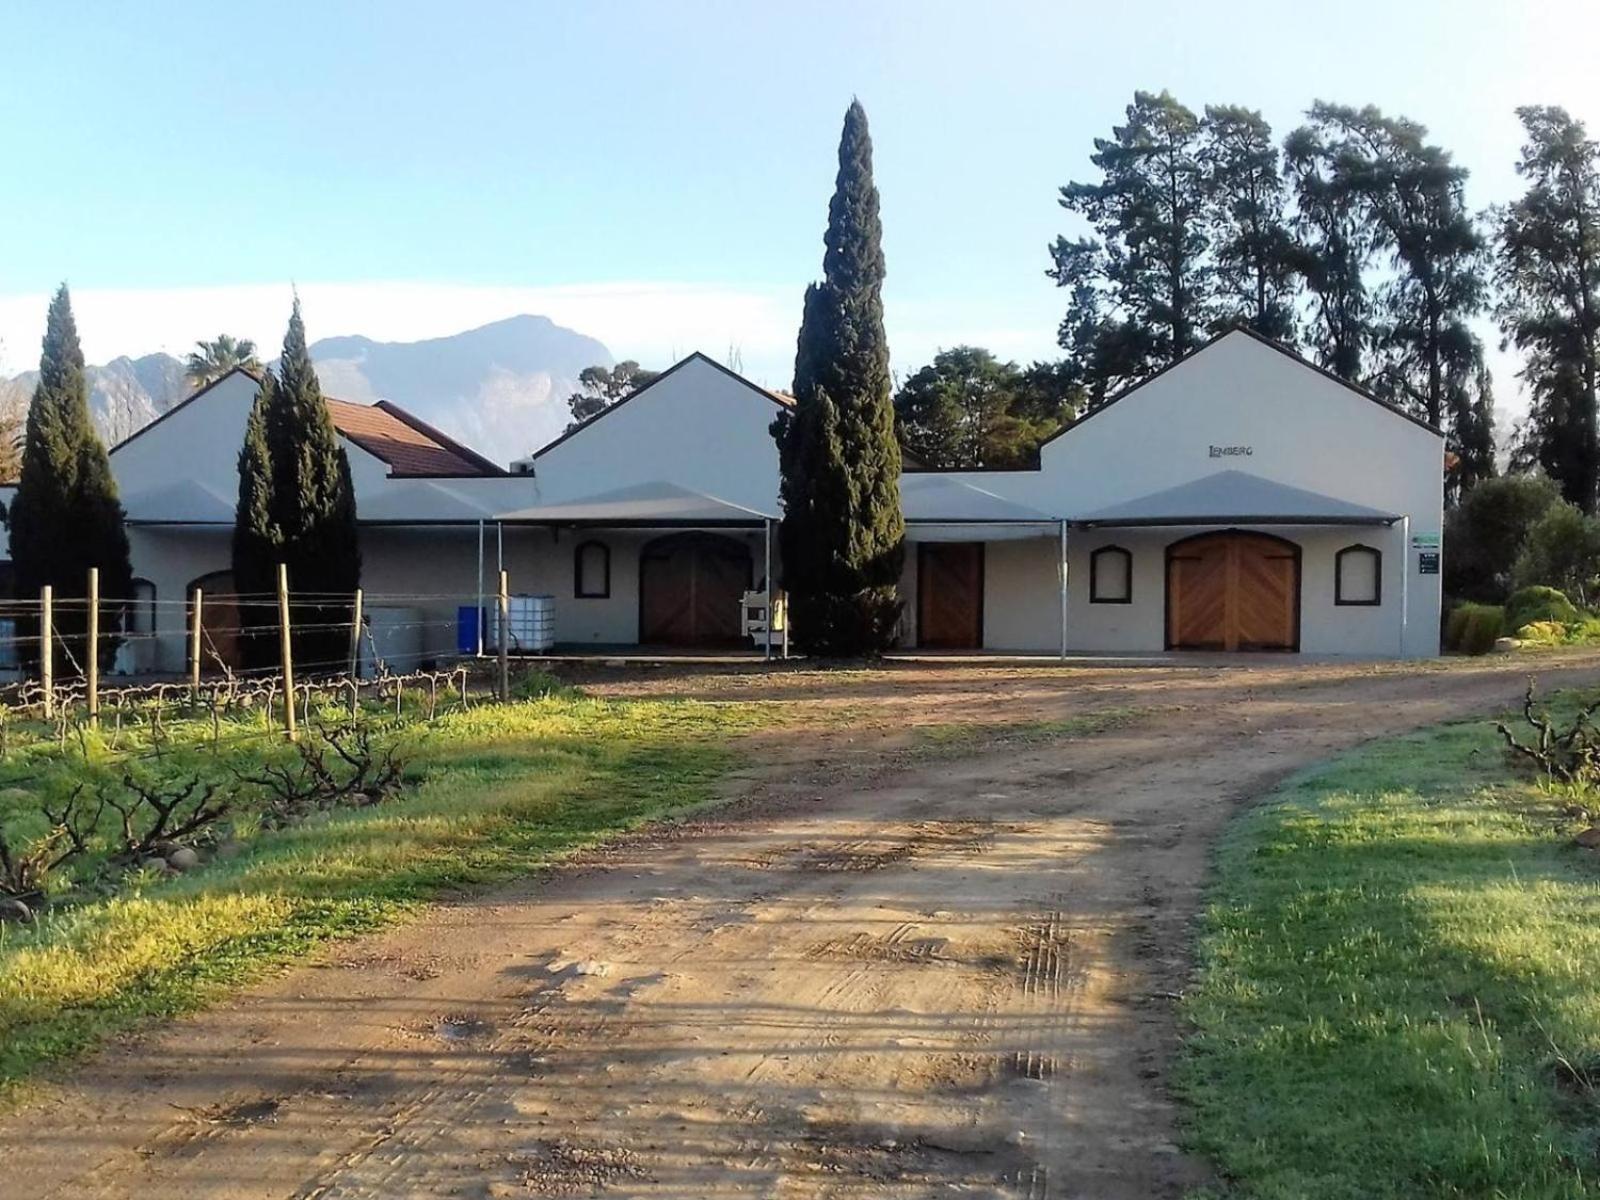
[0,315,613,465]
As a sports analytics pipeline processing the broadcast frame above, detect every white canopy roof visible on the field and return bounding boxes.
[1071,469,1400,528]
[899,474,1055,524]
[497,480,776,526]
[356,480,497,524]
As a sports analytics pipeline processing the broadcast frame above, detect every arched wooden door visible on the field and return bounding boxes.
[1166,531,1300,651]
[188,570,245,671]
[638,533,752,647]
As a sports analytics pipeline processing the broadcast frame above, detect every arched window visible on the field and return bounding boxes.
[125,578,157,637]
[1089,545,1132,604]
[1335,544,1382,606]
[574,540,610,599]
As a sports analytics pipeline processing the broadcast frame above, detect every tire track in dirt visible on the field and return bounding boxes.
[6,656,1600,1198]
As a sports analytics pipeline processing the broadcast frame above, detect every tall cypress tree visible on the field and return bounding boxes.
[232,299,360,671]
[10,285,133,675]
[773,100,904,655]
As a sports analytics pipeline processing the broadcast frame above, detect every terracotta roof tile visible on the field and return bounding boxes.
[325,398,503,477]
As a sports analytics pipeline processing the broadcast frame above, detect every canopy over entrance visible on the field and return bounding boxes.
[900,474,1058,541]
[496,481,775,527]
[1070,469,1400,529]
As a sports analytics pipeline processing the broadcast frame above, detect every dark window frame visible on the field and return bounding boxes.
[1089,545,1133,604]
[574,540,611,599]
[1334,543,1382,607]
[126,576,157,636]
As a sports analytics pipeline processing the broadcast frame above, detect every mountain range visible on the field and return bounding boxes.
[0,314,613,465]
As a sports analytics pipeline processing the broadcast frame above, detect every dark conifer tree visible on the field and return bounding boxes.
[232,299,360,670]
[1050,91,1212,405]
[773,100,904,655]
[1283,122,1376,381]
[1201,105,1299,343]
[1494,106,1600,512]
[9,285,133,674]
[1300,103,1494,497]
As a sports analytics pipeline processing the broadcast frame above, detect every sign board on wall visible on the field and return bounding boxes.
[1418,551,1440,575]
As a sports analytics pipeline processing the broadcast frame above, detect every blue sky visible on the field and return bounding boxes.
[2,0,1597,417]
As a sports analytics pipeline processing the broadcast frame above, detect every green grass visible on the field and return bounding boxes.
[0,686,779,1098]
[1178,700,1600,1199]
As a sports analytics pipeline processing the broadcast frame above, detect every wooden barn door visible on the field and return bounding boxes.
[1166,532,1299,651]
[639,533,752,647]
[188,570,245,671]
[917,542,984,649]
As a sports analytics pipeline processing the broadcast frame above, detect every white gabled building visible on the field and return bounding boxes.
[0,328,1445,670]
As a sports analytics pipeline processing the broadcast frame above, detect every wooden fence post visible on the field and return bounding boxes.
[40,585,53,719]
[348,587,364,680]
[189,586,203,700]
[277,563,297,742]
[86,567,99,727]
[497,568,510,703]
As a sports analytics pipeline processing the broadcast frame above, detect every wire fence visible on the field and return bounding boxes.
[0,565,545,735]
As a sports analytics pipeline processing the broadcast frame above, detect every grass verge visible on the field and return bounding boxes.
[0,688,778,1100]
[1177,698,1600,1199]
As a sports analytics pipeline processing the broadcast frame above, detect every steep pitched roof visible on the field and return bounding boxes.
[1039,326,1445,450]
[109,366,503,478]
[325,398,503,478]
[525,351,791,461]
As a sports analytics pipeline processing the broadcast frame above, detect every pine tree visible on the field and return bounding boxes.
[232,299,361,670]
[773,100,904,655]
[1301,103,1494,497]
[1283,121,1376,381]
[1201,105,1299,342]
[893,347,1073,469]
[9,285,133,675]
[1494,106,1600,512]
[1050,91,1212,405]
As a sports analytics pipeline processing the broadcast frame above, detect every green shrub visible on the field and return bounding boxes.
[1505,584,1579,631]
[1514,620,1568,645]
[1443,603,1473,651]
[1444,474,1562,602]
[1568,616,1600,645]
[1511,502,1600,605]
[1448,602,1504,655]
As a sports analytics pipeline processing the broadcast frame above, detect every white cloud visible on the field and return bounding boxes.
[0,280,803,383]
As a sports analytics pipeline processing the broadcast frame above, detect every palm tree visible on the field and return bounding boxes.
[185,335,262,389]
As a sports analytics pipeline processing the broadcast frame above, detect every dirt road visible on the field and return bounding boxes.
[6,654,1599,1199]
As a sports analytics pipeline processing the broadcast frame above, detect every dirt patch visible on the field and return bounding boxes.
[2,653,1599,1199]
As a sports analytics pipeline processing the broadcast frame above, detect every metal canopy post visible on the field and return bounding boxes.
[763,519,773,662]
[1058,519,1068,660]
[476,519,485,656]
[1399,514,1411,657]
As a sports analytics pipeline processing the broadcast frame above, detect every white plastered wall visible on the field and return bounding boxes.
[525,356,784,513]
[924,333,1444,657]
[1063,523,1411,656]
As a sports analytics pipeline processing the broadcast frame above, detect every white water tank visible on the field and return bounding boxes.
[488,594,556,653]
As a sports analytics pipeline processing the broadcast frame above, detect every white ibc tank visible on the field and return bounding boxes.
[489,594,556,653]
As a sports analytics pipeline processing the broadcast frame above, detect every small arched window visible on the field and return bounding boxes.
[1335,544,1382,606]
[574,540,610,599]
[125,578,157,636]
[1090,545,1132,604]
